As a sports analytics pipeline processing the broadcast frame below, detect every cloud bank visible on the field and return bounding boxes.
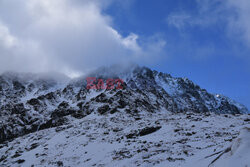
[0,0,165,76]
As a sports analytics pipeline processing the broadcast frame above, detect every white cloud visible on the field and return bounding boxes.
[0,23,17,48]
[226,0,250,47]
[167,13,192,30]
[167,0,226,30]
[0,0,165,76]
[167,11,221,30]
[0,22,48,73]
[167,0,250,48]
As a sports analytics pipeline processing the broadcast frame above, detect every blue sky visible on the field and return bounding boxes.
[0,0,249,109]
[104,0,250,109]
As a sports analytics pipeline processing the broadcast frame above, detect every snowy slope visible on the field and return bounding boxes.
[0,110,249,167]
[210,126,250,167]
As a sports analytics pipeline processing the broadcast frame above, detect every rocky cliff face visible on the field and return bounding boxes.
[0,65,248,143]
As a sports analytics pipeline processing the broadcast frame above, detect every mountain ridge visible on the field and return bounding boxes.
[0,65,249,143]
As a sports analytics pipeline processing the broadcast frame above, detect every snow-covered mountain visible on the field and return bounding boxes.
[0,65,249,167]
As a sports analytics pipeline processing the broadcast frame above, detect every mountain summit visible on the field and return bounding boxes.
[0,65,248,143]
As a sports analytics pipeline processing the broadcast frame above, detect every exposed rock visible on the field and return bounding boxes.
[139,126,162,136]
[98,105,110,115]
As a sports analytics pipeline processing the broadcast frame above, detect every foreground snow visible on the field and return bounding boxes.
[0,111,249,167]
[211,126,250,167]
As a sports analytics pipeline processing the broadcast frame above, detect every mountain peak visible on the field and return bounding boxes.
[0,66,249,144]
